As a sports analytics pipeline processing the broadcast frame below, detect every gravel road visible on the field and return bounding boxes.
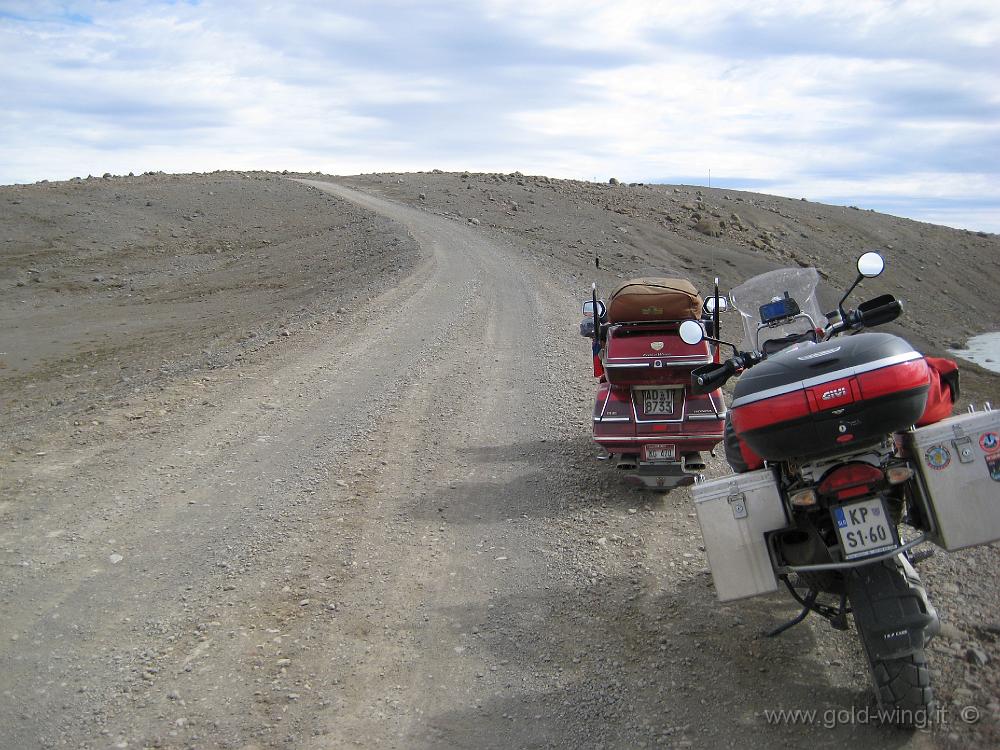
[1,179,993,748]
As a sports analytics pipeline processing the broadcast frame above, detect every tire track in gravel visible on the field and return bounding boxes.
[303,235,565,748]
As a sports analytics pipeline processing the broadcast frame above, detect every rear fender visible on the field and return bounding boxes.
[846,556,939,661]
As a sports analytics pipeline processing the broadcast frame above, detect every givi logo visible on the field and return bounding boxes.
[808,377,855,411]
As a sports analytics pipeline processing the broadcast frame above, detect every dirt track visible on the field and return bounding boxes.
[1,175,998,748]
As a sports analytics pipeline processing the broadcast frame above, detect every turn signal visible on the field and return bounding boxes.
[886,465,915,485]
[790,488,818,507]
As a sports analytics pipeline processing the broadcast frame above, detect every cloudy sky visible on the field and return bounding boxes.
[2,0,998,231]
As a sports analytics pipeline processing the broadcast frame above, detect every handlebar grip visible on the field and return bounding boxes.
[691,360,736,393]
[858,299,903,328]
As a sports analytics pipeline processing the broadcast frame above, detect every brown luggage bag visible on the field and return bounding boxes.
[607,277,703,323]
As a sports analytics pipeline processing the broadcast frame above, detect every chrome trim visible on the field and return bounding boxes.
[797,346,841,361]
[731,351,924,408]
[802,351,923,386]
[595,416,631,423]
[597,386,612,420]
[710,390,727,418]
[596,434,724,442]
[653,359,711,367]
[607,358,710,367]
[688,413,727,421]
[775,535,927,574]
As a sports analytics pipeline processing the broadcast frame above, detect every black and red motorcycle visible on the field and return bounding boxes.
[683,252,999,723]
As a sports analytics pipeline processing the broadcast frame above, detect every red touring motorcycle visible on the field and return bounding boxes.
[581,277,729,490]
[682,252,1000,723]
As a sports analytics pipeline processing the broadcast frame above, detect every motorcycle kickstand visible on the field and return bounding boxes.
[765,590,817,638]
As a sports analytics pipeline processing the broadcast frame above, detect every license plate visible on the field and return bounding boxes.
[643,444,676,461]
[639,388,675,415]
[832,497,898,560]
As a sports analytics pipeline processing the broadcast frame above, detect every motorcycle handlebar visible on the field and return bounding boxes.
[857,298,903,328]
[825,295,903,340]
[691,359,738,394]
[691,351,762,394]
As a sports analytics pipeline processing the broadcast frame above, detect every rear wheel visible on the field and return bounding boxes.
[850,557,937,725]
[860,638,934,720]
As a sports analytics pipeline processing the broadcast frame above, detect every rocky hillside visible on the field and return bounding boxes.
[337,170,1000,400]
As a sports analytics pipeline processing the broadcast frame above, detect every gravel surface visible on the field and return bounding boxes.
[1,171,997,748]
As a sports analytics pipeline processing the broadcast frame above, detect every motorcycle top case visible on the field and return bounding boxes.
[902,408,1000,552]
[602,325,714,386]
[730,333,930,462]
[606,277,702,324]
[691,468,789,602]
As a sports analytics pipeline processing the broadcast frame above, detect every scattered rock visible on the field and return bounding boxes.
[966,645,990,667]
[939,622,963,641]
[693,219,722,237]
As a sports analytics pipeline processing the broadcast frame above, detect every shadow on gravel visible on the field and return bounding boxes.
[456,438,589,469]
[415,576,920,750]
[408,470,650,525]
[418,438,666,525]
[456,434,697,503]
[410,469,578,524]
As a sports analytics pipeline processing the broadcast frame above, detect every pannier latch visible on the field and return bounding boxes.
[951,425,975,464]
[728,492,748,519]
[953,437,975,463]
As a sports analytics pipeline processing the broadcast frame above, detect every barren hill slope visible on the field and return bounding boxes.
[338,170,1000,397]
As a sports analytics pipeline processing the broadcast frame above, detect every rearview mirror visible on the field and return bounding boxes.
[705,296,728,314]
[857,252,885,278]
[679,320,705,346]
[582,299,607,319]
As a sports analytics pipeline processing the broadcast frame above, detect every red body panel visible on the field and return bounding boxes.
[731,357,930,461]
[602,324,714,386]
[917,357,958,426]
[593,322,725,459]
[593,355,726,455]
[732,358,930,436]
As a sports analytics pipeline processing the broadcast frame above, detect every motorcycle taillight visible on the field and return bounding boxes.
[818,462,885,500]
[856,358,929,399]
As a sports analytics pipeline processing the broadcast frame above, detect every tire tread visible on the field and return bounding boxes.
[872,650,934,721]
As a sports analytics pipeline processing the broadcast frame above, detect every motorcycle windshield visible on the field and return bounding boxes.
[730,267,824,353]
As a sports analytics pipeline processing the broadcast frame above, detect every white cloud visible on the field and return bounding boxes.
[0,0,998,231]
